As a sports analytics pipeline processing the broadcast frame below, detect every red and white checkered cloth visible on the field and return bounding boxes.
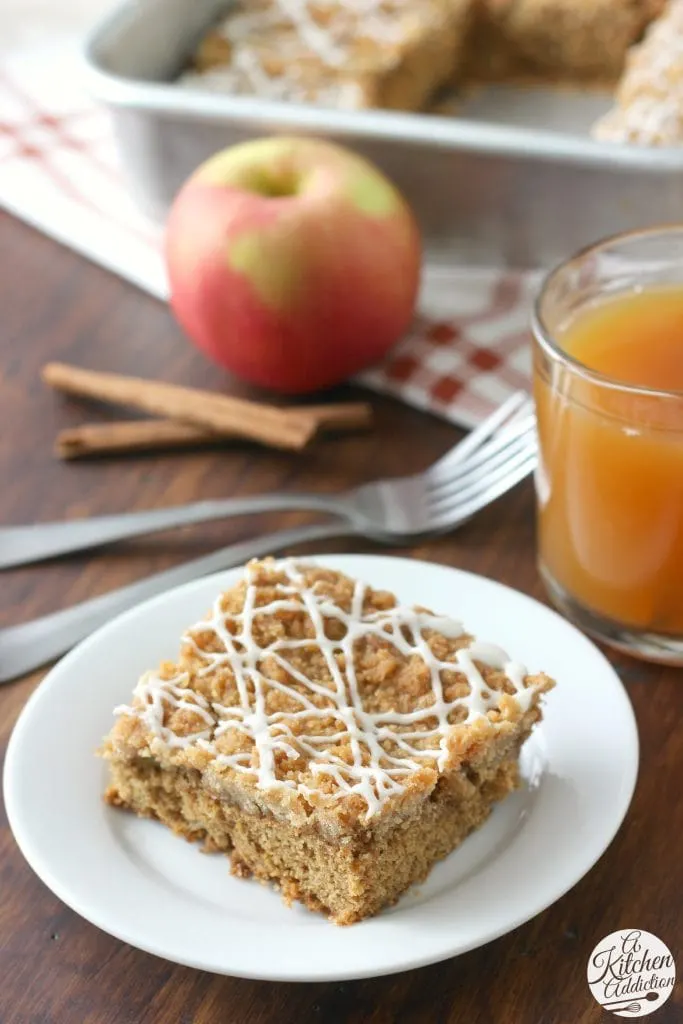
[0,5,536,428]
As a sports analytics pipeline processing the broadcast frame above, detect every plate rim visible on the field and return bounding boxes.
[3,554,639,981]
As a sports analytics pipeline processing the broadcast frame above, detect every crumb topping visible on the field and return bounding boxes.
[110,559,551,820]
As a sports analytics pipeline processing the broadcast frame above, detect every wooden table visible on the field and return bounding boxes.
[0,212,681,1024]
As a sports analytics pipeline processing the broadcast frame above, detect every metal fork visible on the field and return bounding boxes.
[0,396,535,570]
[0,394,537,683]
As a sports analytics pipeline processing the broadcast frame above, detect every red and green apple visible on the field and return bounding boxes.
[165,136,421,394]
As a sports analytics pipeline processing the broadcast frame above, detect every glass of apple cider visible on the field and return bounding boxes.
[533,226,683,663]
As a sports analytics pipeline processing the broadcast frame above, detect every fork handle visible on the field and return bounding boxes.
[0,492,347,570]
[0,521,352,684]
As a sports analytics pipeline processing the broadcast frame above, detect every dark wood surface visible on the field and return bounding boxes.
[0,211,681,1024]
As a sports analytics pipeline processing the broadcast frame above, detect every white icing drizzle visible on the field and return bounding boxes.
[177,0,415,107]
[113,672,214,749]
[116,560,537,817]
[274,0,346,67]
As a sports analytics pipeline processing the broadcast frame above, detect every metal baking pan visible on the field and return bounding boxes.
[83,0,683,268]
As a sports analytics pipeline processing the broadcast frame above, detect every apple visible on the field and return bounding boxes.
[165,136,421,393]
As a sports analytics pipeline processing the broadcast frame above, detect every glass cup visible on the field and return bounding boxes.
[532,226,683,664]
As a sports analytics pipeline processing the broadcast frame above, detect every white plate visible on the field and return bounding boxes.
[4,555,638,982]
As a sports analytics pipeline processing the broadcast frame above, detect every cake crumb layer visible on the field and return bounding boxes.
[106,754,521,924]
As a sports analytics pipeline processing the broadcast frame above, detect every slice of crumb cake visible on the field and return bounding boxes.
[179,0,475,111]
[469,0,665,82]
[101,558,554,925]
[593,0,683,145]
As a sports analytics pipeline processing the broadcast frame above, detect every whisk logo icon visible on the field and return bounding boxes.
[587,929,676,1017]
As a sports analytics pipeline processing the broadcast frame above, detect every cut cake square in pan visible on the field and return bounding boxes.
[470,0,666,81]
[593,0,683,145]
[179,0,476,110]
[101,558,554,925]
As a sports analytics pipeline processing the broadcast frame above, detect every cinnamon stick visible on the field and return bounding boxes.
[300,402,373,431]
[43,362,317,452]
[56,402,373,460]
[56,420,222,459]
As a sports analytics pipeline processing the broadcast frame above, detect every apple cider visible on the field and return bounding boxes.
[533,228,683,661]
